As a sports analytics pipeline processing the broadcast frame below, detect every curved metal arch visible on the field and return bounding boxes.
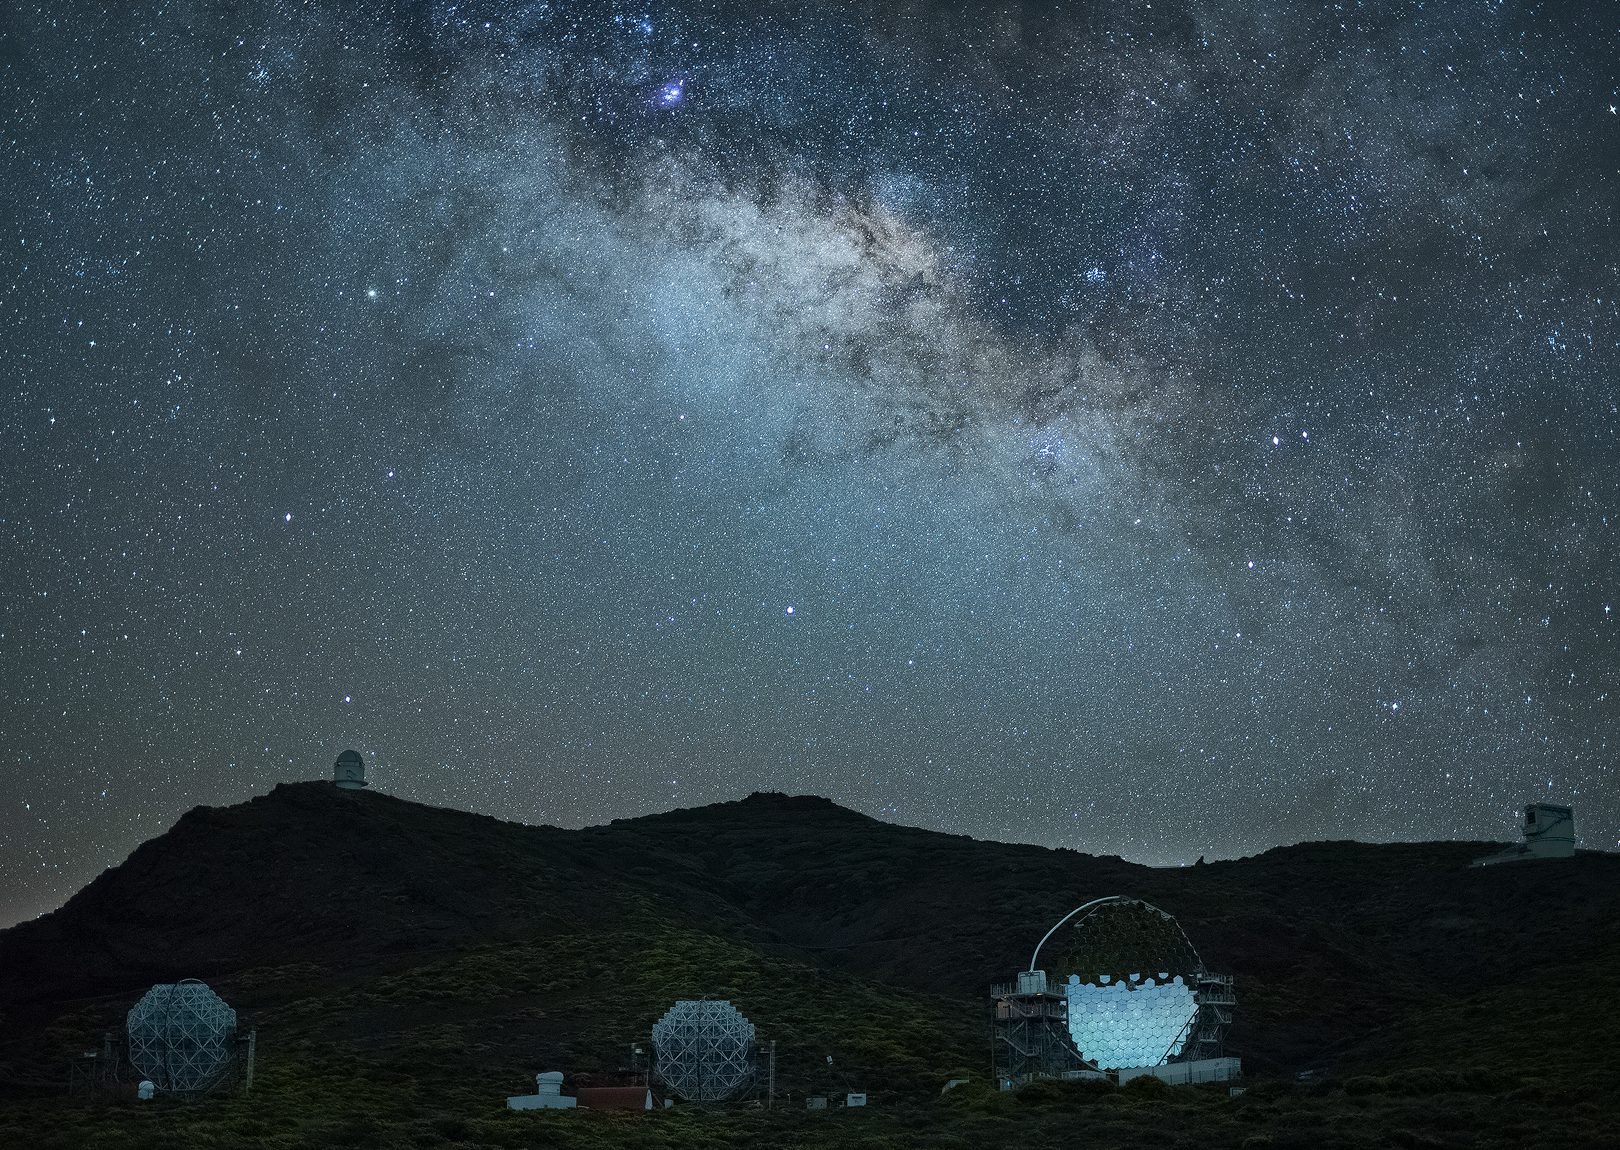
[1028,895,1123,972]
[1029,895,1209,975]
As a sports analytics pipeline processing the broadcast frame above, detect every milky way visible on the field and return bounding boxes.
[3,1,1618,924]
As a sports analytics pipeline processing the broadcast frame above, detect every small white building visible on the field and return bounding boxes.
[1473,803,1576,866]
[507,1071,576,1110]
[333,749,367,790]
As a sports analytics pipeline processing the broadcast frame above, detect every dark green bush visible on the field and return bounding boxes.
[1013,1079,1068,1106]
[1120,1073,1171,1097]
[1011,1077,1117,1108]
[1344,1075,1388,1096]
[430,1115,472,1139]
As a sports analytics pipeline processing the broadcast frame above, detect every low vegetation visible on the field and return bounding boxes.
[2,788,1617,1147]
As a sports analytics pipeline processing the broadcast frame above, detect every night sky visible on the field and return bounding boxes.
[3,1,1618,926]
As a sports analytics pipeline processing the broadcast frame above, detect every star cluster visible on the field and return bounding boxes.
[2,1,1617,924]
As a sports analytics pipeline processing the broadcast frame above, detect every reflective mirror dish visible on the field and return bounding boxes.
[1050,898,1210,1071]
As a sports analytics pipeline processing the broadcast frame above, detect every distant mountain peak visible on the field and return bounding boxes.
[737,791,851,811]
[597,791,874,830]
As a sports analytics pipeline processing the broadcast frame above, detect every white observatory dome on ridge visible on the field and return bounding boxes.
[333,749,367,789]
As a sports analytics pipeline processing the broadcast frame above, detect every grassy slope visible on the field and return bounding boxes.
[2,788,1618,1148]
[5,926,1617,1148]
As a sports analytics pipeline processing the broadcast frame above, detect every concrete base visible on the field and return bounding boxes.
[507,1094,577,1110]
[1118,1057,1241,1086]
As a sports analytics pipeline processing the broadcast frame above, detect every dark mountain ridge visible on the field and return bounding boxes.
[3,783,1618,1148]
[5,783,1617,1066]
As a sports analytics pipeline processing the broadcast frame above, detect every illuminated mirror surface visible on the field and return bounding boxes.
[1064,974,1196,1071]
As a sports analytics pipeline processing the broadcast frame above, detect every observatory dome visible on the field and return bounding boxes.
[651,999,756,1101]
[333,749,367,789]
[125,979,238,1097]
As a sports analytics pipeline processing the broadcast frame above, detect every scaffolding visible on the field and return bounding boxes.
[990,973,1090,1089]
[66,1026,256,1099]
[1192,973,1235,1060]
[66,1033,125,1096]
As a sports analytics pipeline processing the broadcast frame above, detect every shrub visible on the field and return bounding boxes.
[1013,1079,1068,1106]
[1011,1077,1117,1108]
[430,1116,471,1140]
[1344,1075,1389,1096]
[1376,1066,1510,1096]
[1120,1074,1171,1098]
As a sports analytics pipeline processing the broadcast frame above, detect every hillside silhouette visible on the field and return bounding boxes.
[2,783,1617,1148]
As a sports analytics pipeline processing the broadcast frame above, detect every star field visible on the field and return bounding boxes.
[2,1,1618,925]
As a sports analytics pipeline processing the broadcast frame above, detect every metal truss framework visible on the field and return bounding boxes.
[125,979,238,1098]
[991,980,1087,1089]
[994,896,1237,1087]
[651,999,757,1102]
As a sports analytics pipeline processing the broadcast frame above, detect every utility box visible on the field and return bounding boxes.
[1016,969,1048,995]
